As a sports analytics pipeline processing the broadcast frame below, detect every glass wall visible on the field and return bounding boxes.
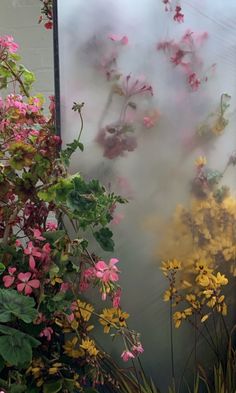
[58,1,236,389]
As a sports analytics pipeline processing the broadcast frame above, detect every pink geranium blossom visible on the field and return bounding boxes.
[95,258,119,283]
[40,327,53,341]
[121,350,135,362]
[24,241,42,270]
[17,272,40,295]
[3,267,16,288]
[132,343,144,355]
[0,35,19,53]
[173,6,184,23]
[32,228,45,241]
[46,221,58,231]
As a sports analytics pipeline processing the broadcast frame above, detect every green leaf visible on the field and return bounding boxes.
[43,380,63,393]
[10,384,27,393]
[94,227,115,251]
[42,230,66,243]
[0,289,37,323]
[0,263,5,275]
[0,334,32,367]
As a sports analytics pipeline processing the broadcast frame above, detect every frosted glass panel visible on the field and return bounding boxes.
[58,0,236,389]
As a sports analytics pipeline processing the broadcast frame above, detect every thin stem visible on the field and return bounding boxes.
[3,60,29,97]
[169,298,176,390]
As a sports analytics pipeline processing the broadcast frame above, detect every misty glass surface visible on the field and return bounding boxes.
[58,1,236,389]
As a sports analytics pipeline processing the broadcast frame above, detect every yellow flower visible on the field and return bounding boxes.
[51,276,63,286]
[215,272,228,286]
[63,336,84,358]
[99,308,119,333]
[80,338,99,357]
[195,156,207,167]
[76,300,94,321]
[117,308,129,327]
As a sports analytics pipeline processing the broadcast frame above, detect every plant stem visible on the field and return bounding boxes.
[170,298,176,391]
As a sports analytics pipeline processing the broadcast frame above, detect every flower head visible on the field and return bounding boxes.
[121,350,135,362]
[17,272,40,295]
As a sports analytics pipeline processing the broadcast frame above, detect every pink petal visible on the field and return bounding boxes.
[3,275,15,288]
[18,272,31,282]
[24,284,33,295]
[109,258,119,267]
[29,255,36,270]
[95,261,107,271]
[109,271,119,282]
[17,283,25,293]
[29,279,40,289]
[8,267,16,275]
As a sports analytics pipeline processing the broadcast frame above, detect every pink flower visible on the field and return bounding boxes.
[188,73,201,91]
[132,343,144,355]
[15,239,22,247]
[44,21,53,30]
[42,243,51,254]
[121,350,135,362]
[173,6,184,23]
[112,288,121,308]
[3,267,16,288]
[40,327,53,341]
[32,228,45,241]
[121,74,153,97]
[0,35,19,53]
[108,34,128,45]
[24,241,42,270]
[17,272,40,295]
[95,258,119,283]
[46,221,58,231]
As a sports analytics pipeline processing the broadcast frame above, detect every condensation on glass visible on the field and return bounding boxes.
[58,1,236,389]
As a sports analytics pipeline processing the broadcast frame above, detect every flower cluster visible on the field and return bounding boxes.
[157,30,216,91]
[39,0,53,29]
[0,35,143,392]
[157,158,236,340]
[93,35,158,159]
[162,1,184,23]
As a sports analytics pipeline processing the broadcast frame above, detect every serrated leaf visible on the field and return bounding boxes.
[0,289,37,323]
[0,334,32,367]
[42,230,66,243]
[94,227,114,251]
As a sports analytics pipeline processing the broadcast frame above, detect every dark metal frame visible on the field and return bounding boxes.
[53,0,61,137]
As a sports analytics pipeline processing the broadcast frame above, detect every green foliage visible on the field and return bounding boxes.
[0,324,40,368]
[94,227,115,251]
[43,380,63,393]
[0,289,37,323]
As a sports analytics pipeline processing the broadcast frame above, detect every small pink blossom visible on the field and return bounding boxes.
[32,228,45,241]
[95,258,119,283]
[2,267,16,288]
[17,272,40,295]
[15,239,22,247]
[121,350,135,362]
[0,35,19,53]
[108,34,128,45]
[40,327,53,341]
[173,6,184,23]
[132,343,144,355]
[112,288,121,308]
[188,73,201,91]
[46,221,58,231]
[24,241,42,270]
[44,21,53,30]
